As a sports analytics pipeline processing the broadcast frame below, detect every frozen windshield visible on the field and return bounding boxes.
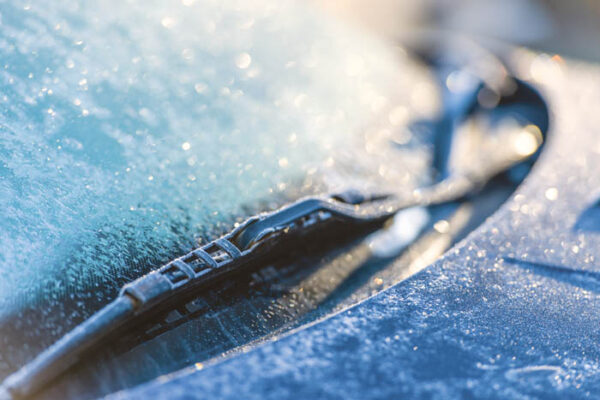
[0,0,438,366]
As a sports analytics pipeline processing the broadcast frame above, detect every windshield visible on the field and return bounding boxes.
[0,0,438,380]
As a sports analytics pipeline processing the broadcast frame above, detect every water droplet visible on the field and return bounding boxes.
[235,52,252,69]
[513,125,542,157]
[161,17,176,29]
[545,187,558,201]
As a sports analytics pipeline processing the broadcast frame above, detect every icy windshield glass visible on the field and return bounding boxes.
[0,0,438,340]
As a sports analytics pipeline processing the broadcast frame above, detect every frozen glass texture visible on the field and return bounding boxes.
[0,0,435,355]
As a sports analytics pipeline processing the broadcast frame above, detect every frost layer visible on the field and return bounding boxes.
[0,0,431,320]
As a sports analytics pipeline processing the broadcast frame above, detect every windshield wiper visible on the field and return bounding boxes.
[0,44,549,400]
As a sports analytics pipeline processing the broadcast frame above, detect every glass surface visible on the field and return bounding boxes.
[0,0,438,385]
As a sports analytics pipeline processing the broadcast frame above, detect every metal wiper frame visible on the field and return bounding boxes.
[0,192,403,399]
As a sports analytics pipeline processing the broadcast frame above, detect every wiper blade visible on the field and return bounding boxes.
[0,192,401,399]
[0,175,525,400]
